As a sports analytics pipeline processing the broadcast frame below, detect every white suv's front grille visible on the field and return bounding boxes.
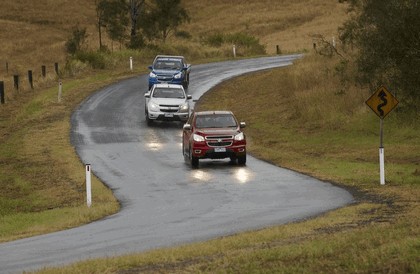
[159,104,180,113]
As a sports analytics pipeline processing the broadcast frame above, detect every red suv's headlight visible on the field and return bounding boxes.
[234,132,245,141]
[193,133,205,142]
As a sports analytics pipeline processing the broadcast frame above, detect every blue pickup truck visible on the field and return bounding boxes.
[148,55,191,90]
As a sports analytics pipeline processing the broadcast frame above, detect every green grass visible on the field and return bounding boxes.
[0,71,143,242]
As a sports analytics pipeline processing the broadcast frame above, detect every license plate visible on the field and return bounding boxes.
[164,113,174,117]
[214,147,226,152]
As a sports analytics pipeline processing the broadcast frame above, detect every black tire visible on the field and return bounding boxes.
[183,74,189,89]
[182,141,188,159]
[237,154,246,165]
[191,156,199,168]
[189,146,199,168]
[145,111,153,126]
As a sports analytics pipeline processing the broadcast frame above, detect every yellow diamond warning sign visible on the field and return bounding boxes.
[365,86,399,118]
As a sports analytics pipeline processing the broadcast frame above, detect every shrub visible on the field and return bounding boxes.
[74,51,107,69]
[202,32,225,47]
[64,59,89,76]
[175,30,192,40]
[201,32,266,56]
[225,32,266,55]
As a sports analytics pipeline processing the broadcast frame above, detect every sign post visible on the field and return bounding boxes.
[365,86,399,185]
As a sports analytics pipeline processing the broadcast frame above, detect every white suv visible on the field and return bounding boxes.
[144,83,192,126]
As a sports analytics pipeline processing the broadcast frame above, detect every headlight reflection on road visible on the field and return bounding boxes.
[146,141,163,151]
[145,130,164,151]
[190,169,212,182]
[233,167,253,184]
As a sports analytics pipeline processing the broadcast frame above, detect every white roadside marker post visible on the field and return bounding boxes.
[58,80,62,102]
[379,118,385,185]
[86,164,92,207]
[130,57,133,71]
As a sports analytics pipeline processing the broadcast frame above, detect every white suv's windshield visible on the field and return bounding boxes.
[152,88,185,99]
[195,114,237,128]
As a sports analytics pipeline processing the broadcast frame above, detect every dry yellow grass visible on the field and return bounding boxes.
[0,0,96,66]
[182,0,348,53]
[0,0,348,77]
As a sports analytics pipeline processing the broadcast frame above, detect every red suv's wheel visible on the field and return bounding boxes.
[238,154,246,165]
[189,146,199,168]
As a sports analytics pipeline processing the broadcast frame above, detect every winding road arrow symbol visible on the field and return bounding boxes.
[376,90,388,117]
[365,86,398,118]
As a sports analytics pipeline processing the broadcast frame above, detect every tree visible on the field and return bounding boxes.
[339,0,420,108]
[65,26,88,55]
[142,0,190,43]
[95,0,145,49]
[95,0,189,48]
[128,0,146,48]
[95,0,106,50]
[96,0,130,50]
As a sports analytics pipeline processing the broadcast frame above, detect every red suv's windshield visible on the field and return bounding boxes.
[195,114,237,128]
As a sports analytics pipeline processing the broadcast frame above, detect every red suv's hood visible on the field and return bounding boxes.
[196,128,241,136]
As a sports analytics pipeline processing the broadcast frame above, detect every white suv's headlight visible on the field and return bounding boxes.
[149,72,157,78]
[193,133,205,142]
[179,102,189,113]
[148,102,159,112]
[174,72,182,79]
[234,132,245,141]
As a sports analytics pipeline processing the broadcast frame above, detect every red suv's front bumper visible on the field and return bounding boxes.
[191,141,246,159]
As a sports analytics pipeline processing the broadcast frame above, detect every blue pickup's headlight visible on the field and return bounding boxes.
[149,72,157,78]
[174,72,182,79]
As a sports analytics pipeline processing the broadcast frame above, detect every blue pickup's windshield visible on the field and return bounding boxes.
[152,88,185,99]
[154,59,182,70]
[195,114,237,128]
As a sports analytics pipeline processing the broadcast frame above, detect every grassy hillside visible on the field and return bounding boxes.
[0,0,346,93]
[1,0,418,273]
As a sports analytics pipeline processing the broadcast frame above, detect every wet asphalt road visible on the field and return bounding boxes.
[0,55,354,273]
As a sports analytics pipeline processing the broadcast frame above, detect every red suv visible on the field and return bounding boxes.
[182,111,246,168]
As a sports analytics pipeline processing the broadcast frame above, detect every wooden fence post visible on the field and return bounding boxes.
[0,81,5,104]
[13,75,19,91]
[28,70,33,90]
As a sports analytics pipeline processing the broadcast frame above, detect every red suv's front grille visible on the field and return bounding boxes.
[205,135,233,147]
